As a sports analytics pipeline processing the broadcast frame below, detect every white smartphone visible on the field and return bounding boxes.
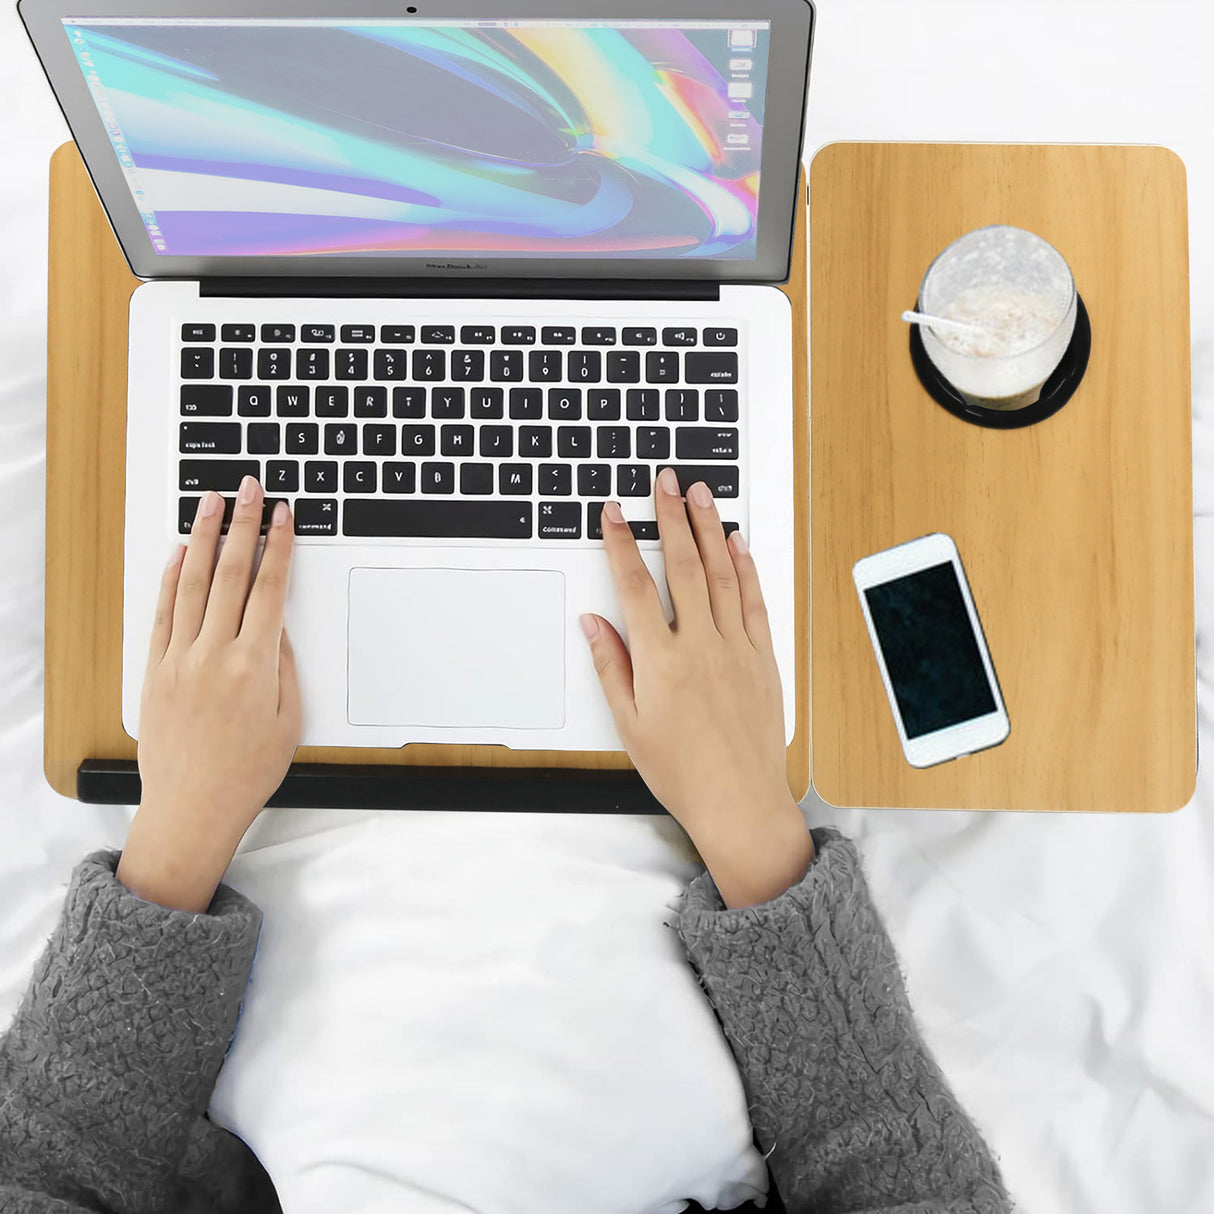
[852,533,1009,768]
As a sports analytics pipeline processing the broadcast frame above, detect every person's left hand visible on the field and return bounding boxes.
[117,478,300,912]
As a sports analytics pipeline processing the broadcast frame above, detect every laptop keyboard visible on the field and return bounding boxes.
[176,320,744,542]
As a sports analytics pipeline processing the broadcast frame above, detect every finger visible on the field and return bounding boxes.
[600,500,667,645]
[580,613,636,732]
[728,530,774,653]
[201,476,265,640]
[145,543,186,670]
[171,491,225,646]
[653,467,713,631]
[241,499,295,642]
[278,627,302,724]
[684,482,744,637]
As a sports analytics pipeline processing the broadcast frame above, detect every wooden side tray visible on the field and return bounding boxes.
[809,142,1195,813]
[44,143,810,808]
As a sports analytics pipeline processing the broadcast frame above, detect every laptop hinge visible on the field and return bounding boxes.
[199,277,721,302]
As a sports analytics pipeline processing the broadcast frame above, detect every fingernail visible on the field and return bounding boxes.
[237,475,259,505]
[271,500,290,528]
[579,614,599,642]
[730,529,749,556]
[603,501,624,525]
[658,467,681,496]
[198,491,221,519]
[688,481,713,509]
[167,543,185,568]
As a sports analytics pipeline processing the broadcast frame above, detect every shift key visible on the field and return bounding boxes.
[179,459,259,491]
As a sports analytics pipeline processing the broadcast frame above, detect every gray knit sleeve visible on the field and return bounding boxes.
[675,827,1012,1214]
[0,850,263,1214]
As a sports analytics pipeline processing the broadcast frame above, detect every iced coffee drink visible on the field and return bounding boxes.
[918,225,1077,410]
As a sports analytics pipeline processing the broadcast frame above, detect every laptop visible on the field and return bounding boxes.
[21,0,814,752]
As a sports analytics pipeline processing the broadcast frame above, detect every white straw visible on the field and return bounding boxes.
[901,309,988,337]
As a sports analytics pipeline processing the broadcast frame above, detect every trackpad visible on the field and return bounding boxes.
[347,567,565,729]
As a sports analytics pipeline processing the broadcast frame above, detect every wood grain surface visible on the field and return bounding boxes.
[44,143,810,801]
[809,142,1195,812]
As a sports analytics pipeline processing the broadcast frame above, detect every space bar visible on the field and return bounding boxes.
[344,499,533,539]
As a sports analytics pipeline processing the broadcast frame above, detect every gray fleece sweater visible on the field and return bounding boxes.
[0,827,1011,1214]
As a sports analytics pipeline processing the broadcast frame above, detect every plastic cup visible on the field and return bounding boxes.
[918,225,1077,410]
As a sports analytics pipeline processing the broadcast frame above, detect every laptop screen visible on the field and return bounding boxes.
[61,17,771,262]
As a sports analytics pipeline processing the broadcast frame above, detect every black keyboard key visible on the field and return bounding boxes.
[276,386,310,417]
[703,327,738,347]
[490,350,524,381]
[422,326,455,344]
[373,348,409,380]
[705,389,740,422]
[656,464,740,498]
[502,326,536,345]
[623,327,657,346]
[286,423,319,455]
[266,461,299,493]
[180,422,240,454]
[629,520,660,540]
[539,502,581,539]
[401,424,436,456]
[344,462,377,494]
[341,325,376,343]
[304,460,338,492]
[257,348,292,380]
[581,326,616,346]
[380,325,415,344]
[509,388,543,419]
[181,347,214,378]
[441,425,474,456]
[431,387,466,419]
[685,352,739,384]
[479,425,513,458]
[261,324,295,344]
[383,462,417,494]
[180,459,259,492]
[460,326,495,345]
[542,326,576,345]
[238,386,272,417]
[363,424,397,456]
[607,351,641,383]
[663,327,698,347]
[548,389,582,421]
[179,496,231,534]
[181,385,232,416]
[354,386,388,417]
[500,464,533,495]
[636,427,671,459]
[296,349,329,380]
[460,463,495,495]
[540,464,572,496]
[420,462,455,494]
[294,498,338,535]
[519,426,552,458]
[335,349,368,381]
[626,389,660,421]
[345,499,532,539]
[247,423,281,455]
[597,426,631,459]
[617,464,651,497]
[676,427,739,460]
[665,389,700,422]
[577,464,612,497]
[587,503,659,541]
[393,386,427,418]
[413,350,445,381]
[568,351,601,383]
[182,324,215,342]
[645,351,679,383]
[219,348,253,379]
[324,423,358,455]
[471,388,504,419]
[221,324,255,343]
[557,426,591,459]
[301,324,334,343]
[315,386,349,417]
[529,349,562,382]
[451,350,485,382]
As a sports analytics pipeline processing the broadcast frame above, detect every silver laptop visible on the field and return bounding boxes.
[22,0,814,752]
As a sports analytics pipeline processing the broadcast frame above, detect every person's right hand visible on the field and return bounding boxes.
[580,468,813,908]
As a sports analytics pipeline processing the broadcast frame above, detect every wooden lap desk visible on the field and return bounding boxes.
[43,143,811,808]
[810,142,1195,813]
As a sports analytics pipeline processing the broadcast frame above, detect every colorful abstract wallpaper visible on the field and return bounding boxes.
[63,19,770,259]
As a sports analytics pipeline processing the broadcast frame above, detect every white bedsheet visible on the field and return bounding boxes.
[2,2,1212,1211]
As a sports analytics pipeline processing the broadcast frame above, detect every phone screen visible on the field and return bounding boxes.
[863,561,997,739]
